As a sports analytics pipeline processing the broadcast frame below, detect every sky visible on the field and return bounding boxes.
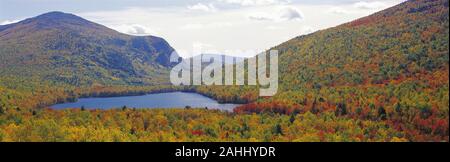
[0,0,405,57]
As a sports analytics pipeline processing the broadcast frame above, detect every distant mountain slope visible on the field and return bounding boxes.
[0,11,176,86]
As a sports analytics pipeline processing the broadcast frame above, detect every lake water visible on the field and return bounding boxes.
[51,92,240,111]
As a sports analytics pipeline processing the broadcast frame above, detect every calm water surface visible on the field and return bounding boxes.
[51,92,240,111]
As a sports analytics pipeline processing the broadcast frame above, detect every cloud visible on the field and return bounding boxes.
[300,26,315,35]
[219,0,290,6]
[112,24,159,36]
[353,1,387,10]
[328,1,403,15]
[180,22,233,30]
[191,41,218,56]
[193,41,215,49]
[73,1,402,58]
[248,6,303,22]
[187,3,218,12]
[248,12,274,21]
[279,6,303,20]
[328,7,351,15]
[180,23,205,30]
[0,19,21,25]
[266,26,284,30]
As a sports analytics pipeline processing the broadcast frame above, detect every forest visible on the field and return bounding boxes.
[0,108,408,142]
[0,0,449,142]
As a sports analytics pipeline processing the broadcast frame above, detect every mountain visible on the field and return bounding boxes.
[273,0,448,91]
[0,0,448,141]
[191,0,449,106]
[199,0,448,141]
[237,0,449,109]
[0,11,176,86]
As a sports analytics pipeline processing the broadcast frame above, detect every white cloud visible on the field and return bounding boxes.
[188,3,218,12]
[219,0,290,6]
[248,12,273,21]
[180,23,205,30]
[112,24,159,36]
[0,19,21,25]
[193,41,215,49]
[300,26,315,35]
[76,0,403,58]
[328,7,351,15]
[266,26,284,30]
[279,6,303,20]
[248,6,303,22]
[180,22,232,30]
[353,1,387,10]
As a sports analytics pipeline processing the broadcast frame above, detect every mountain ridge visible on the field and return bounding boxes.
[225,0,448,141]
[0,11,177,86]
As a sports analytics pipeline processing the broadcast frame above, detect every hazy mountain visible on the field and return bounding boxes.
[0,11,177,86]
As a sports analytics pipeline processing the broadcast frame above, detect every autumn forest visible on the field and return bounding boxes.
[0,0,449,142]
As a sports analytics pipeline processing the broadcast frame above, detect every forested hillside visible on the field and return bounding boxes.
[0,11,177,109]
[200,0,450,141]
[0,0,448,141]
[0,11,175,86]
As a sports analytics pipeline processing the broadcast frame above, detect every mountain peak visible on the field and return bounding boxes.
[35,11,83,20]
[0,11,111,35]
[29,11,94,28]
[0,11,177,85]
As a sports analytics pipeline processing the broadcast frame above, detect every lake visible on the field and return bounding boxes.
[51,92,240,111]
